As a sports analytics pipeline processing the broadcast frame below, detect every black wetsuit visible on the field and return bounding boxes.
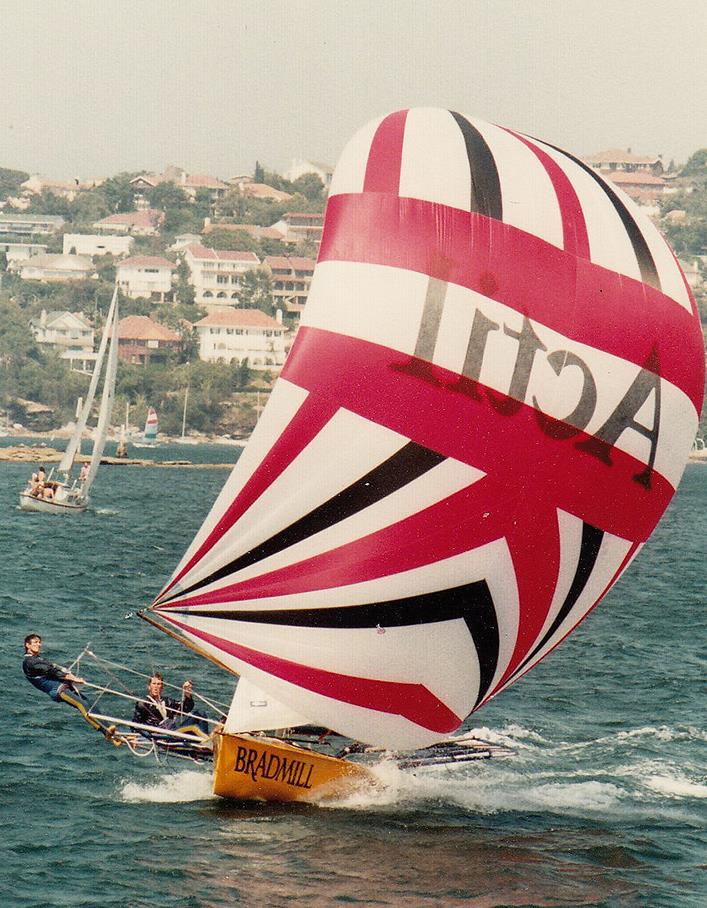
[133,694,195,728]
[22,654,71,699]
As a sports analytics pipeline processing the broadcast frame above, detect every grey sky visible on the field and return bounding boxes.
[1,0,704,181]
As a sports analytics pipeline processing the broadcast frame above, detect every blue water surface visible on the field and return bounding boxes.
[1,443,704,908]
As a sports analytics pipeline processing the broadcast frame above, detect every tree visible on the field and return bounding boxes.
[291,172,324,202]
[254,160,265,183]
[25,189,72,218]
[681,149,707,178]
[174,256,196,305]
[147,181,190,210]
[238,268,274,315]
[203,228,257,252]
[99,174,138,213]
[0,166,29,201]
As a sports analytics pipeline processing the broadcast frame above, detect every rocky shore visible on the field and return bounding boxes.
[0,445,232,469]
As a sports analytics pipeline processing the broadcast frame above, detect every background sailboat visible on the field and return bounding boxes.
[20,289,120,514]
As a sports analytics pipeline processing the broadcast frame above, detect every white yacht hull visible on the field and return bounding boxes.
[19,492,87,514]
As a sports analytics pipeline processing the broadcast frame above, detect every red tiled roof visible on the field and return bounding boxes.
[194,308,282,328]
[264,255,316,271]
[606,171,665,186]
[96,209,164,228]
[117,315,180,342]
[585,149,661,166]
[118,255,175,269]
[283,212,323,220]
[183,174,229,190]
[185,244,259,263]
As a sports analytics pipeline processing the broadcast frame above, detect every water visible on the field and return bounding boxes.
[1,448,705,907]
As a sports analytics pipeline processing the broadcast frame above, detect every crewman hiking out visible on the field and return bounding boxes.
[22,633,120,745]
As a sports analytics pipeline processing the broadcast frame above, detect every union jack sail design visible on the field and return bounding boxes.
[153,109,704,750]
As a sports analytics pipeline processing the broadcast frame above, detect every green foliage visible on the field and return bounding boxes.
[680,149,707,178]
[202,228,257,252]
[25,190,72,218]
[99,174,139,213]
[174,256,196,306]
[291,172,324,202]
[0,166,29,201]
[254,161,265,183]
[238,268,274,315]
[146,181,190,210]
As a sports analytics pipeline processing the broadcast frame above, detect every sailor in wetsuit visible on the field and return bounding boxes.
[133,673,208,738]
[22,633,118,743]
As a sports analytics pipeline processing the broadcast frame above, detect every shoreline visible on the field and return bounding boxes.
[0,444,235,469]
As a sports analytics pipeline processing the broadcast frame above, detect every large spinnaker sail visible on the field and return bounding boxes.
[83,299,119,493]
[58,288,118,476]
[152,109,704,751]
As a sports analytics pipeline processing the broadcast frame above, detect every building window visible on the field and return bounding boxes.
[217,275,228,284]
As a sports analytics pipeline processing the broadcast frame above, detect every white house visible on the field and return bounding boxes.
[29,310,96,372]
[0,242,47,265]
[93,209,164,236]
[183,244,260,308]
[286,158,334,189]
[63,233,133,257]
[19,253,94,282]
[193,308,287,369]
[116,255,175,300]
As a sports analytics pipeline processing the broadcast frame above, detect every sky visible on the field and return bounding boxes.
[1,0,705,181]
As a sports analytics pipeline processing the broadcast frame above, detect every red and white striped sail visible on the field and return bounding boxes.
[153,109,704,750]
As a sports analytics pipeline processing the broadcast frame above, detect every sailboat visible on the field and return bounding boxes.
[178,384,198,445]
[143,407,159,444]
[87,110,702,801]
[19,288,119,514]
[115,402,129,458]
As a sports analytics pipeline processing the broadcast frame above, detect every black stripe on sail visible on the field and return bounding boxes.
[541,140,661,291]
[172,580,500,708]
[170,441,446,601]
[449,112,503,220]
[510,522,604,680]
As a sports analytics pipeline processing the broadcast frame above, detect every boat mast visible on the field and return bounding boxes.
[58,287,118,478]
[181,384,189,440]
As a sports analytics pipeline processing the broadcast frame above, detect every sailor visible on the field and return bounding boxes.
[22,633,118,743]
[79,462,89,483]
[133,673,208,738]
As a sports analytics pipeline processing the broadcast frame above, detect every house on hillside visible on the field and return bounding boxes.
[270,211,324,246]
[63,233,133,257]
[116,255,175,300]
[19,253,94,282]
[202,221,294,244]
[225,176,293,202]
[116,315,180,365]
[602,170,666,203]
[93,208,164,236]
[130,167,229,202]
[263,255,315,324]
[0,242,47,266]
[584,148,664,175]
[183,244,260,308]
[29,309,96,372]
[0,213,65,237]
[193,308,287,369]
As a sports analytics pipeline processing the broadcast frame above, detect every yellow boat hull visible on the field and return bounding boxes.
[212,733,378,803]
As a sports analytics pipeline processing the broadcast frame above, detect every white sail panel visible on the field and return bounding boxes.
[58,288,118,475]
[224,677,310,734]
[83,301,119,491]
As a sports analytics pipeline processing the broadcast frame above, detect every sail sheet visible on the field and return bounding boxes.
[224,676,310,734]
[153,109,704,751]
[58,288,118,475]
[144,408,158,442]
[83,299,119,491]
